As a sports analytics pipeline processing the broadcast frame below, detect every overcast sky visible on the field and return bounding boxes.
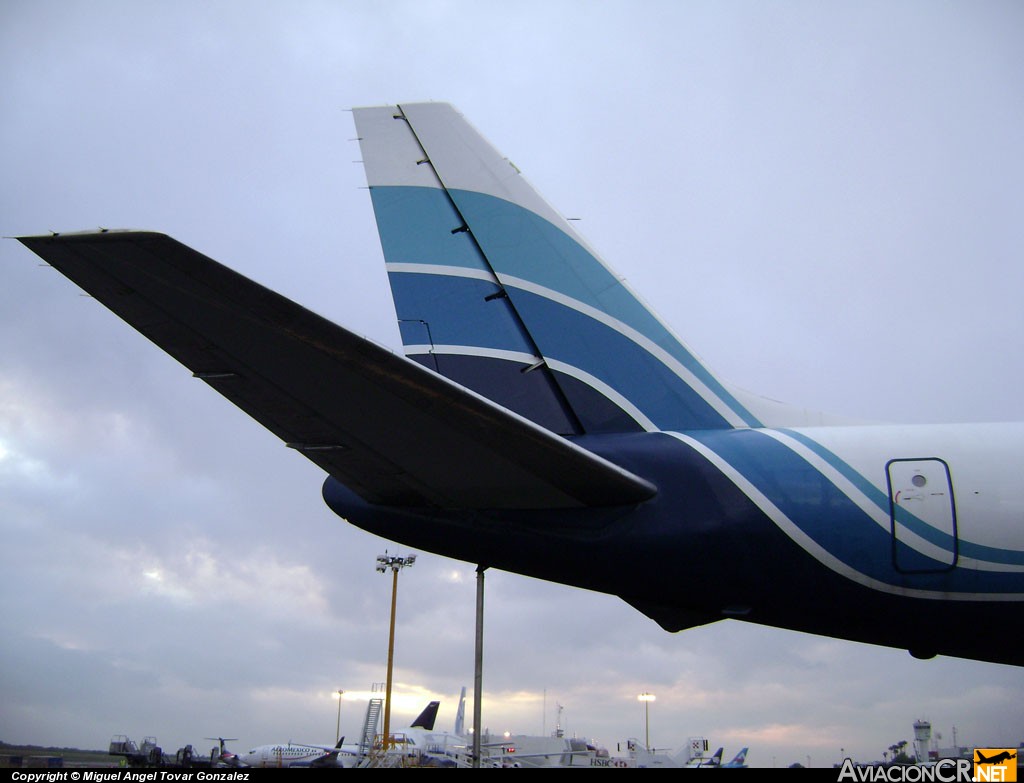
[2,0,1022,768]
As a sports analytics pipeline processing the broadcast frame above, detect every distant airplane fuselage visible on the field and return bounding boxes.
[239,742,351,768]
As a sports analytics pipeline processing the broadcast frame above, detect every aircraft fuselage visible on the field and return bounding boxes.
[324,422,1024,666]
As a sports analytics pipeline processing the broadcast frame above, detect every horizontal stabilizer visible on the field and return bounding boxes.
[18,231,656,509]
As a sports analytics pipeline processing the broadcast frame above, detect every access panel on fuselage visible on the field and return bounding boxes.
[886,458,958,572]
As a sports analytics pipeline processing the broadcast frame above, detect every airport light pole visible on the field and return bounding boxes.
[472,565,487,769]
[637,692,656,751]
[334,689,345,744]
[376,552,415,750]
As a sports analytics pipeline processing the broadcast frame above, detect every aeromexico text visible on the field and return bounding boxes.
[838,759,977,783]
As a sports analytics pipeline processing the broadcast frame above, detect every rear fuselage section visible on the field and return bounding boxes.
[323,422,1024,666]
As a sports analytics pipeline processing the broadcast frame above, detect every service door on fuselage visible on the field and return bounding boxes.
[885,458,958,573]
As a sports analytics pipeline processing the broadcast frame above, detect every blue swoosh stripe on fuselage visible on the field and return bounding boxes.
[686,428,1024,594]
[780,428,1024,567]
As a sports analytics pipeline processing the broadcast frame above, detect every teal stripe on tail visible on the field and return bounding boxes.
[354,102,763,433]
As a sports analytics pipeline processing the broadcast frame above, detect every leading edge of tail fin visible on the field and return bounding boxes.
[354,102,762,434]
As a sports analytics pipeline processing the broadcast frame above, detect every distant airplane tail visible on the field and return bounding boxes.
[454,686,467,736]
[724,747,748,767]
[353,102,765,435]
[410,700,441,731]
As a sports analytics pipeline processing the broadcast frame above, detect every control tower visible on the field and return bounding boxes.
[913,720,932,763]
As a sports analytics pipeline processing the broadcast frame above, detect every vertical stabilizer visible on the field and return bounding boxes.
[410,700,441,731]
[454,686,466,737]
[724,748,749,767]
[354,102,762,433]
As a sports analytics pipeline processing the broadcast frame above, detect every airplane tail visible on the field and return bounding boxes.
[410,700,441,731]
[725,747,748,767]
[454,686,467,736]
[353,102,765,435]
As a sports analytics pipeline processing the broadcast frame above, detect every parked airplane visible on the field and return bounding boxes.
[238,737,354,769]
[721,748,749,768]
[393,693,466,763]
[238,699,445,768]
[205,737,241,767]
[16,102,1024,666]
